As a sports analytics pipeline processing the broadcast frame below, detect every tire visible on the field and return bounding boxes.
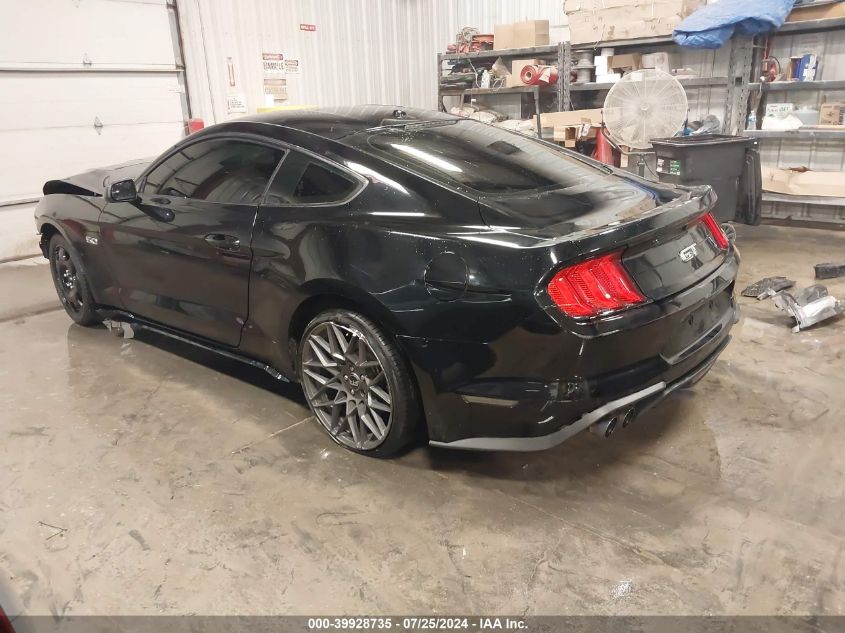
[298,309,419,457]
[48,234,102,326]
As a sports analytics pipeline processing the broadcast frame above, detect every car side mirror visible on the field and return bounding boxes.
[107,179,138,203]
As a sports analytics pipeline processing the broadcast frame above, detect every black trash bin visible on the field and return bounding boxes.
[650,134,761,224]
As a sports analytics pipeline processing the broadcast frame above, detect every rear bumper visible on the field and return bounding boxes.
[400,249,739,450]
[428,334,728,451]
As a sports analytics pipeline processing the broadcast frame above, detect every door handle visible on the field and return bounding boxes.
[204,233,241,251]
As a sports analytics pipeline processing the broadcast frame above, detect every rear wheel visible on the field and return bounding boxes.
[298,309,418,457]
[48,234,102,326]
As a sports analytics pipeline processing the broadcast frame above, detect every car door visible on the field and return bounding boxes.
[100,136,286,347]
[241,151,367,371]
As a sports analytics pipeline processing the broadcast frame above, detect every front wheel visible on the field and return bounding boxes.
[298,310,419,457]
[48,234,102,326]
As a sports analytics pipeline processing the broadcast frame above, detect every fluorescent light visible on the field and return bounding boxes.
[345,161,408,194]
[370,211,427,217]
[389,144,462,172]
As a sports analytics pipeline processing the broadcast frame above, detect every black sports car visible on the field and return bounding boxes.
[35,105,738,457]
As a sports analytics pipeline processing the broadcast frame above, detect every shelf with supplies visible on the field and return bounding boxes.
[762,192,845,207]
[748,10,845,227]
[744,128,845,140]
[570,35,676,51]
[438,45,561,62]
[760,79,845,92]
[437,43,567,137]
[570,76,729,91]
[437,85,552,96]
[776,16,845,35]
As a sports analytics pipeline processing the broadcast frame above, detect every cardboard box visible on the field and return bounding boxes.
[513,20,550,47]
[609,53,642,73]
[505,58,541,87]
[786,2,845,23]
[494,23,515,50]
[641,51,678,73]
[761,166,845,197]
[820,102,845,125]
[538,108,604,130]
[554,124,597,147]
[566,0,703,45]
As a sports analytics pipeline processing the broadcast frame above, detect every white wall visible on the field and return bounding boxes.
[178,0,567,123]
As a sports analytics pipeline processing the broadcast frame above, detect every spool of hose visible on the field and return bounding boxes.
[575,51,594,67]
[575,67,593,83]
[520,64,559,85]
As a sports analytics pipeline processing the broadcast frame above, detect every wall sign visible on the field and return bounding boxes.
[263,78,288,99]
[262,52,285,75]
[226,93,247,114]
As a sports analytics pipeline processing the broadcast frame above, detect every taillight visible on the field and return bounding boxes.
[0,605,14,633]
[701,212,729,250]
[547,251,647,318]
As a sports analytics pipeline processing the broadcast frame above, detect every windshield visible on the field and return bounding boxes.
[355,118,609,195]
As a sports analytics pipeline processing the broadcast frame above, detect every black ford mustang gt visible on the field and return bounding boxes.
[35,105,739,457]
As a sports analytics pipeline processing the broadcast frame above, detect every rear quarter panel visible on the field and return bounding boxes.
[240,154,556,377]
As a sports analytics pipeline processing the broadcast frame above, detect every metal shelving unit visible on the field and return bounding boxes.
[743,12,845,228]
[437,43,567,137]
[437,35,747,136]
[565,35,749,133]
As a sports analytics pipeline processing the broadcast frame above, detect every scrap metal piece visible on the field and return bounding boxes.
[815,261,845,280]
[794,284,828,306]
[741,276,795,300]
[773,285,845,332]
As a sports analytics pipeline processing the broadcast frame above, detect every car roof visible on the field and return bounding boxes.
[233,105,459,141]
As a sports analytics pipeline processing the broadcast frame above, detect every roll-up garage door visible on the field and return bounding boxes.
[0,0,189,258]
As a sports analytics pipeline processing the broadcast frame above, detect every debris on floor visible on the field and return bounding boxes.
[741,276,795,300]
[773,284,845,332]
[815,261,845,280]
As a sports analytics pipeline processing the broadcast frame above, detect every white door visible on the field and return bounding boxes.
[0,0,188,259]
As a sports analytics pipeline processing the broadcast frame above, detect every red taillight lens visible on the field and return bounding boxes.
[547,251,647,318]
[0,605,14,633]
[701,212,729,250]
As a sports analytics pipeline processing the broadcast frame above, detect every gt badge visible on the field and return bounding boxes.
[679,244,697,262]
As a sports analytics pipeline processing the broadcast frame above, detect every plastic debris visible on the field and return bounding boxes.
[815,261,845,280]
[773,284,845,332]
[741,276,795,300]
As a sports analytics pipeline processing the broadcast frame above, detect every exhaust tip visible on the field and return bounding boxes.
[590,416,618,438]
[621,408,636,428]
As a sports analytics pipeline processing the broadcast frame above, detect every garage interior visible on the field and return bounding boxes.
[2,0,845,622]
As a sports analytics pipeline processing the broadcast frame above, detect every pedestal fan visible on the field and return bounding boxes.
[601,69,688,175]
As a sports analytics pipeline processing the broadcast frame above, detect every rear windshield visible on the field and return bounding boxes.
[356,119,608,194]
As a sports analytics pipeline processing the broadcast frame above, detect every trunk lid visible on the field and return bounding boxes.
[477,174,725,301]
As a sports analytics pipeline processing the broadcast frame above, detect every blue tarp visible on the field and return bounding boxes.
[673,0,796,48]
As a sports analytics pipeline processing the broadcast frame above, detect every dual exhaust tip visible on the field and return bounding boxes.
[589,407,637,438]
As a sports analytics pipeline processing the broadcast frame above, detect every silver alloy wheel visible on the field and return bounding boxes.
[301,321,393,450]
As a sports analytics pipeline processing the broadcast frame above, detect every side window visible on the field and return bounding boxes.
[142,139,284,205]
[290,161,358,204]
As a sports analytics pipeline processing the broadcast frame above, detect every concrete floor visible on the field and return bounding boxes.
[1,224,844,616]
